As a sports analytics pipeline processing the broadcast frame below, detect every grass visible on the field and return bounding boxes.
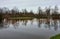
[50,34,60,39]
[8,17,34,20]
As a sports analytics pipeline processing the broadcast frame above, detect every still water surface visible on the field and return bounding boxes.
[0,18,60,39]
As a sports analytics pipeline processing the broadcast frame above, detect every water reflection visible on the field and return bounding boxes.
[22,20,28,26]
[0,23,3,29]
[54,20,58,31]
[0,19,60,31]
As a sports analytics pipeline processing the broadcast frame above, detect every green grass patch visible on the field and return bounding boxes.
[8,17,34,20]
[50,34,60,39]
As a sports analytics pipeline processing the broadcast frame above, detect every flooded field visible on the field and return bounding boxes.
[0,18,60,39]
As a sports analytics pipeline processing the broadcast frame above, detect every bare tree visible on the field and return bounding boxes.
[22,9,28,14]
[2,7,9,14]
[30,10,34,14]
[45,7,51,15]
[38,7,42,14]
[0,8,3,13]
[53,5,58,14]
[11,7,19,14]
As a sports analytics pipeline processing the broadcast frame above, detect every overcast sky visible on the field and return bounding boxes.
[0,0,60,12]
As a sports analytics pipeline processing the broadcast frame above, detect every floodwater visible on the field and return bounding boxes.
[0,18,60,39]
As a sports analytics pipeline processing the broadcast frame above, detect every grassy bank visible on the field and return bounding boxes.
[7,17,34,20]
[50,34,60,39]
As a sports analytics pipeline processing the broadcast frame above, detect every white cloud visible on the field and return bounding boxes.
[0,0,60,12]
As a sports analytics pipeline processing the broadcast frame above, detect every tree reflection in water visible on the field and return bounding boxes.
[2,19,60,31]
[54,20,58,31]
[0,23,3,29]
[13,21,19,29]
[22,20,28,26]
[37,19,41,28]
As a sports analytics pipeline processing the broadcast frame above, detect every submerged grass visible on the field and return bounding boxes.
[50,34,60,39]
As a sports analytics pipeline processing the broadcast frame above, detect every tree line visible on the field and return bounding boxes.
[0,6,59,14]
[0,6,60,20]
